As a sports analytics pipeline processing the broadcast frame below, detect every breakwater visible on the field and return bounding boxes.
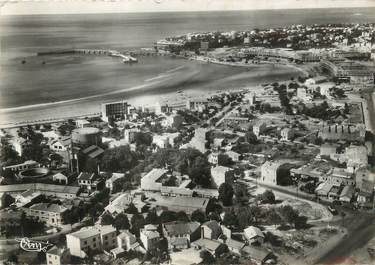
[37,49,137,62]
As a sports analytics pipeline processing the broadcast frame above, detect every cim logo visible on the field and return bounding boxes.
[15,238,53,253]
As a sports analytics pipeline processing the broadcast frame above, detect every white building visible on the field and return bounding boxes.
[49,137,71,152]
[296,87,312,101]
[210,165,234,189]
[53,173,68,185]
[280,128,294,141]
[77,172,101,193]
[104,193,133,215]
[208,152,219,165]
[260,161,283,185]
[253,121,267,137]
[140,224,160,251]
[2,160,40,172]
[110,230,141,258]
[344,145,368,169]
[244,226,265,245]
[186,128,209,153]
[123,128,140,143]
[66,225,117,258]
[162,113,184,128]
[140,168,168,192]
[305,76,328,86]
[225,150,241,162]
[244,92,256,105]
[105,173,125,192]
[152,133,180,148]
[25,203,68,226]
[46,247,70,265]
[186,99,208,111]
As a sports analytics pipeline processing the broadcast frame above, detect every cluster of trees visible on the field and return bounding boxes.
[100,207,195,237]
[257,190,276,204]
[218,183,234,206]
[18,128,45,162]
[63,188,111,224]
[1,213,45,237]
[220,204,307,230]
[100,145,139,173]
[300,101,341,120]
[0,145,21,167]
[259,103,282,114]
[273,84,292,114]
[217,154,233,167]
[142,148,212,187]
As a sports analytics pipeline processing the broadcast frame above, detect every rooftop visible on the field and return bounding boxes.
[47,246,69,256]
[142,168,168,184]
[163,221,200,237]
[141,229,160,239]
[29,203,68,213]
[78,172,95,181]
[0,183,79,195]
[244,226,264,239]
[192,238,223,252]
[241,245,271,261]
[157,196,209,210]
[82,145,104,159]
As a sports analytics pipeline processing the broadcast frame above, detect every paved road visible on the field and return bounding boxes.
[241,178,375,264]
[314,213,375,264]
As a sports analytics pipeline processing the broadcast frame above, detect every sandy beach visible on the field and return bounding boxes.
[0,54,303,127]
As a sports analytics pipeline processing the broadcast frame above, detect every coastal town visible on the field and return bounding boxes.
[1,22,375,265]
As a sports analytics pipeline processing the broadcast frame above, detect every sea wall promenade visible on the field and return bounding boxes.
[0,113,101,129]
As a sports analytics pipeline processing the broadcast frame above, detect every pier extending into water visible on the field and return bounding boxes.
[37,49,137,63]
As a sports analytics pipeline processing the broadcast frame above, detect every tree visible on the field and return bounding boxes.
[100,145,138,172]
[114,213,130,231]
[188,156,211,187]
[62,207,83,224]
[20,131,44,162]
[258,190,276,204]
[233,183,248,204]
[125,203,138,214]
[2,193,15,208]
[130,213,145,237]
[200,250,215,264]
[207,212,221,222]
[237,207,252,229]
[7,254,18,264]
[134,132,153,146]
[160,211,178,223]
[294,215,308,229]
[266,209,283,227]
[191,210,206,223]
[248,205,262,224]
[20,213,45,237]
[0,145,20,165]
[278,205,299,226]
[244,131,258,144]
[217,154,233,167]
[176,211,190,222]
[218,183,234,206]
[145,210,159,225]
[222,211,237,227]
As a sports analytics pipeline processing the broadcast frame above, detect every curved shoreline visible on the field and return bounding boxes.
[0,56,304,113]
[0,56,304,128]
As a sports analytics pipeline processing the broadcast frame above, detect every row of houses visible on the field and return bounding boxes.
[49,220,274,265]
